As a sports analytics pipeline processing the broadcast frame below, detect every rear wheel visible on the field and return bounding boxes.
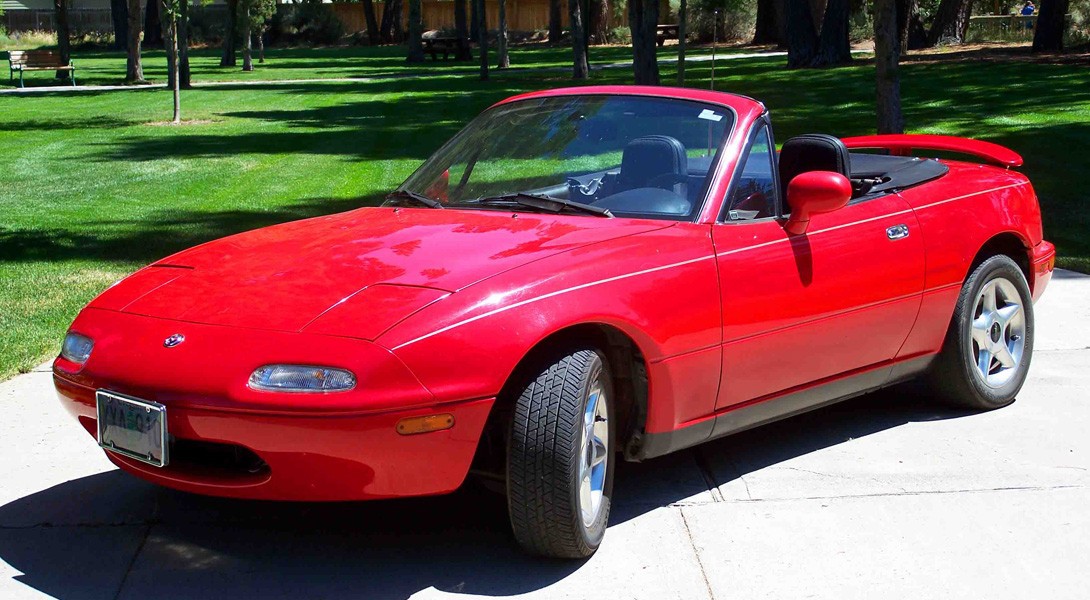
[931,255,1034,410]
[506,348,615,558]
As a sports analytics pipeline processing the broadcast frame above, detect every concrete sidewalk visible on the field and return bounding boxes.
[1,270,1087,599]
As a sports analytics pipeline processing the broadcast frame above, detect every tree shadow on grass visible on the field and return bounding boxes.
[79,77,548,163]
[0,196,385,265]
[0,115,135,132]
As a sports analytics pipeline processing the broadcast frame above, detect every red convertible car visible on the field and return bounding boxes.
[54,86,1054,558]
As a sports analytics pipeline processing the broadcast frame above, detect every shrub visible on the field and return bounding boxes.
[606,26,631,45]
[187,5,228,45]
[681,0,754,43]
[0,29,57,51]
[269,3,345,46]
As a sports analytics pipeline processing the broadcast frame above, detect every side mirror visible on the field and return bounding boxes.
[784,171,852,235]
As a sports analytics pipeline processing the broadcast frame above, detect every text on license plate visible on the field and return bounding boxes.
[96,390,169,468]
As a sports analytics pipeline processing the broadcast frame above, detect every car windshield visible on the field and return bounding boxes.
[393,95,735,221]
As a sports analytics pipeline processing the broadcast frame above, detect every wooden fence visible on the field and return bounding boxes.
[966,13,1074,41]
[3,8,113,33]
[3,0,655,36]
[331,0,632,34]
[967,14,1037,40]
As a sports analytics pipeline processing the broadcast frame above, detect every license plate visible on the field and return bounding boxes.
[96,390,169,468]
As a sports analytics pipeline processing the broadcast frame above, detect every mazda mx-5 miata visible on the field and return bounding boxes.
[55,86,1054,558]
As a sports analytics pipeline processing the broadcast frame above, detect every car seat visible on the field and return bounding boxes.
[615,135,689,197]
[778,134,853,203]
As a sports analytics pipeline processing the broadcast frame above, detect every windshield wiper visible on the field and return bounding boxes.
[385,189,444,209]
[468,192,613,218]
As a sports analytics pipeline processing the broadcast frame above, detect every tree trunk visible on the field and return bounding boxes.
[171,15,180,124]
[408,0,425,62]
[160,0,180,123]
[812,0,851,66]
[470,0,479,42]
[455,0,472,60]
[895,0,916,54]
[874,0,903,134]
[628,0,659,85]
[125,0,144,82]
[53,0,72,81]
[144,0,162,46]
[570,0,589,79]
[498,0,510,67]
[591,0,609,44]
[110,0,128,50]
[676,0,687,84]
[162,0,176,88]
[379,0,394,42]
[242,2,253,71]
[549,0,562,44]
[1032,0,1069,52]
[925,0,972,46]
[221,0,237,66]
[582,0,591,47]
[361,0,380,45]
[809,0,828,30]
[178,0,190,87]
[477,0,489,80]
[258,27,265,63]
[753,0,783,45]
[389,0,404,41]
[785,0,818,67]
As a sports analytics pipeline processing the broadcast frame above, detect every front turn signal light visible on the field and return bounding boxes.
[396,414,455,435]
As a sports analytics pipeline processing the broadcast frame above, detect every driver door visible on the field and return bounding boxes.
[712,123,925,410]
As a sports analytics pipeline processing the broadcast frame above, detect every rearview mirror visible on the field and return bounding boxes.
[784,171,852,235]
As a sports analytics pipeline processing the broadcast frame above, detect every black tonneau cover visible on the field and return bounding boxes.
[849,152,949,198]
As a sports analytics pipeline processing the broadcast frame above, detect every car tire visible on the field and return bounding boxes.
[930,255,1034,410]
[506,348,615,559]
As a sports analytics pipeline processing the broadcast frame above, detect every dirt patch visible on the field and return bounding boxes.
[903,42,1090,66]
[144,119,217,127]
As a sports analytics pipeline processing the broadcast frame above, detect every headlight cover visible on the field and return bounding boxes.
[60,332,94,364]
[248,365,357,393]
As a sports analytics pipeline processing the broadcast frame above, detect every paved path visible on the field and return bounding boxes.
[1,270,1087,599]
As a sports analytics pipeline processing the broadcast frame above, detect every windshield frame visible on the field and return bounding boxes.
[392,93,739,223]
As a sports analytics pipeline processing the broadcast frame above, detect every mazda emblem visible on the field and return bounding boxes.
[163,334,186,348]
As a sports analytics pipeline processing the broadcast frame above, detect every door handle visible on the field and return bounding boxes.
[886,224,910,240]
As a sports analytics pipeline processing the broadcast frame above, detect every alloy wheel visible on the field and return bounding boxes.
[968,277,1026,388]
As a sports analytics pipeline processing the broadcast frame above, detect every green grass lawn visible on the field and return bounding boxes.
[1,45,1088,380]
[2,43,730,87]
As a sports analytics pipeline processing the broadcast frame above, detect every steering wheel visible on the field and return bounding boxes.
[646,172,689,191]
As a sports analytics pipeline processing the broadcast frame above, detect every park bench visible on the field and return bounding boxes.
[422,30,462,61]
[656,24,680,47]
[7,50,76,88]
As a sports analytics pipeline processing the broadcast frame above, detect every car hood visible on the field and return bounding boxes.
[91,207,671,336]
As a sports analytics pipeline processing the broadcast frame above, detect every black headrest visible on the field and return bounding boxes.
[618,135,688,189]
[779,134,851,193]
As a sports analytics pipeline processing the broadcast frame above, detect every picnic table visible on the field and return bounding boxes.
[656,24,680,47]
[422,30,466,61]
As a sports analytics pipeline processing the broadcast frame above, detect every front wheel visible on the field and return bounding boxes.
[507,348,615,558]
[930,255,1034,410]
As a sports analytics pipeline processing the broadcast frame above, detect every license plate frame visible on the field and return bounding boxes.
[96,390,169,468]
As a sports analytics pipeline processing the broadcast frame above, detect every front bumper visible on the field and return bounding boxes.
[52,308,494,501]
[56,376,493,501]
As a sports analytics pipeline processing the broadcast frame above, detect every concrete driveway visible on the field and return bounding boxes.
[2,270,1087,600]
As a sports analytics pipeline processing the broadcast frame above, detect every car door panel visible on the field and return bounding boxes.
[713,193,925,410]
